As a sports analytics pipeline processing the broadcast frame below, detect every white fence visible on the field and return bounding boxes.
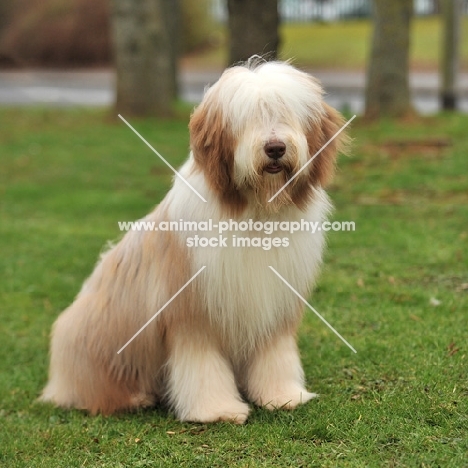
[211,0,468,23]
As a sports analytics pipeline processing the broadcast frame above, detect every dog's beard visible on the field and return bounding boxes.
[254,170,293,213]
[248,155,306,213]
[234,143,308,213]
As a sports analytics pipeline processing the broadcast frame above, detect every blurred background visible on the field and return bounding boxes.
[0,0,467,114]
[1,4,468,464]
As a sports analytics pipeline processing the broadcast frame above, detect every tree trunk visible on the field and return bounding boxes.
[110,0,178,117]
[440,0,461,110]
[227,0,280,66]
[364,0,413,119]
[163,0,180,99]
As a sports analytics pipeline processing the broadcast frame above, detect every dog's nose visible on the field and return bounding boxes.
[264,141,286,160]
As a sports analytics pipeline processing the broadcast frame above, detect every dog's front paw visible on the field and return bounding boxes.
[180,400,250,424]
[257,388,318,410]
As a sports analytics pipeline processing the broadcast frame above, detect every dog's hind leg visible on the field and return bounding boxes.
[40,303,157,415]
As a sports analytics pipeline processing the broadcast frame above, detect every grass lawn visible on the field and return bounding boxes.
[1,108,467,467]
[185,17,468,70]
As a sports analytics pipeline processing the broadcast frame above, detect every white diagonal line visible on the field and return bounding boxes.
[268,266,357,353]
[117,266,206,354]
[118,114,207,203]
[268,114,356,203]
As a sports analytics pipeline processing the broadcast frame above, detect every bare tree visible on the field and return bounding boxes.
[227,0,280,65]
[365,0,413,119]
[440,0,461,110]
[110,0,179,117]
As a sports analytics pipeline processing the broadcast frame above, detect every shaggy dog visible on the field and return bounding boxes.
[40,60,348,424]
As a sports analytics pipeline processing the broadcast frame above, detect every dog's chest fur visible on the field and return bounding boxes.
[165,175,330,352]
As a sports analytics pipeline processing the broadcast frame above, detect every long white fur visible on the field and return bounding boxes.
[40,60,345,424]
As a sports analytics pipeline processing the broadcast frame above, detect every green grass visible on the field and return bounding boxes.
[185,17,468,69]
[1,108,468,467]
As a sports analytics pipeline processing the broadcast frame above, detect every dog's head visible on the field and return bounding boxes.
[189,59,349,214]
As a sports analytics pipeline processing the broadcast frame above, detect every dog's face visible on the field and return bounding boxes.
[189,61,348,214]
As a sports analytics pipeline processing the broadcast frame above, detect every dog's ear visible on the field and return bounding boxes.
[307,103,350,187]
[189,99,246,213]
[189,101,233,193]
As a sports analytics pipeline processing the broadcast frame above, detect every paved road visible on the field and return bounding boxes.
[1,68,468,114]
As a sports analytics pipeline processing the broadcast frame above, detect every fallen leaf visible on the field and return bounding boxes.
[447,342,460,356]
[429,297,441,306]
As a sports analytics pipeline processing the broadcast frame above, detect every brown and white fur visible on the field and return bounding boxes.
[40,60,348,424]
